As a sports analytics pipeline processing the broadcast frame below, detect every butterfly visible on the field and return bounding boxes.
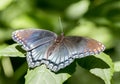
[12,29,105,72]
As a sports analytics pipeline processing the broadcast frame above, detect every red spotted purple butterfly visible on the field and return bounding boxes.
[12,29,105,72]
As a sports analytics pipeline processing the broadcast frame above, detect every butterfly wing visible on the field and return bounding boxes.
[12,29,57,69]
[45,36,105,72]
[64,36,105,57]
[47,42,74,71]
[12,29,57,51]
[12,29,105,72]
[26,40,55,68]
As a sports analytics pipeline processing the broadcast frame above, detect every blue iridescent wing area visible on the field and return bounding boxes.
[45,36,105,72]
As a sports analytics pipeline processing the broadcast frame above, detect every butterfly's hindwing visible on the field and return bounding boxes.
[47,42,75,71]
[26,38,56,67]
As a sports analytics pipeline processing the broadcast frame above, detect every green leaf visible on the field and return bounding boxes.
[0,0,12,10]
[25,65,70,84]
[66,0,90,19]
[114,61,120,72]
[77,56,109,70]
[10,15,38,28]
[90,53,114,84]
[0,44,25,57]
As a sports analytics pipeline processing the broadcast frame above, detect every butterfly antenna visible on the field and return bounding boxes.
[58,16,64,36]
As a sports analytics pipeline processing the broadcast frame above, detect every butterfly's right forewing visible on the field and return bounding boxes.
[64,36,105,58]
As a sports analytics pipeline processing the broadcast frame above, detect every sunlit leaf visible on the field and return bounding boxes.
[0,0,12,10]
[0,44,25,57]
[25,65,70,84]
[90,68,111,84]
[10,15,38,29]
[90,53,114,84]
[114,61,120,72]
[66,0,90,19]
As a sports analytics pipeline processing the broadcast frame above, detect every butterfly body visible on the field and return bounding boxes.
[47,33,64,58]
[12,29,105,72]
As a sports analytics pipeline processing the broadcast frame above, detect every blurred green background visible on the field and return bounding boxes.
[0,0,120,84]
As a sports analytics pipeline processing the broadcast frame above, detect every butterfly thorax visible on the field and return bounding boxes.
[55,33,64,43]
[46,33,64,58]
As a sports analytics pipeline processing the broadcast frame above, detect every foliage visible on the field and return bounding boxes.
[25,65,70,84]
[0,44,25,57]
[0,0,120,84]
